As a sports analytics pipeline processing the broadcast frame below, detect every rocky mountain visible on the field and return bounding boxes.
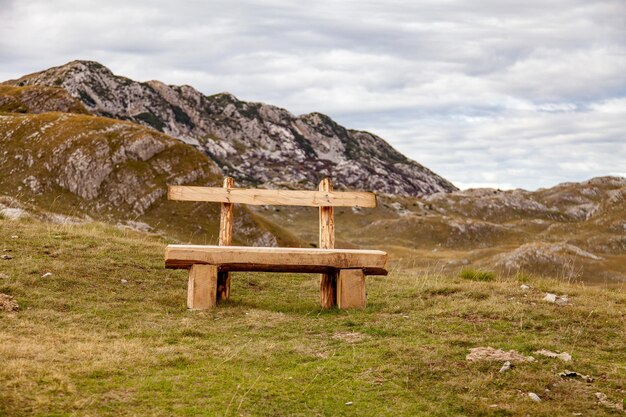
[2,63,624,285]
[0,86,297,247]
[4,60,457,195]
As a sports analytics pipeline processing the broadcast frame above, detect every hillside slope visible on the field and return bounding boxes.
[4,60,457,196]
[255,177,626,284]
[1,217,624,416]
[0,84,88,115]
[0,90,299,246]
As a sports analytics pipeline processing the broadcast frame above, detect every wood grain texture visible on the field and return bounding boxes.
[218,177,234,246]
[318,178,335,249]
[217,177,234,302]
[319,178,337,308]
[187,264,218,310]
[165,245,388,276]
[168,185,377,208]
[337,269,366,309]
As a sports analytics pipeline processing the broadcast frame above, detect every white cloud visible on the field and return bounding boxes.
[0,0,624,190]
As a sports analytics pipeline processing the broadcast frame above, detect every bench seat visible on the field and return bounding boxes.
[165,245,388,276]
[166,177,386,310]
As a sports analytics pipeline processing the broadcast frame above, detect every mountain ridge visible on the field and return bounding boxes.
[4,63,623,284]
[0,90,300,247]
[1,83,624,283]
[4,60,457,196]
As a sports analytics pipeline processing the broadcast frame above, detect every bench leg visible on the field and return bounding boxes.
[187,265,218,310]
[337,269,366,309]
[320,271,337,309]
[217,271,230,302]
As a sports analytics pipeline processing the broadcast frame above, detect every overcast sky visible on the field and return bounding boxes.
[1,0,625,190]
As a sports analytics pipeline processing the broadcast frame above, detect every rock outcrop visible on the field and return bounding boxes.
[0,110,283,246]
[4,60,457,196]
[0,111,212,215]
[493,242,602,272]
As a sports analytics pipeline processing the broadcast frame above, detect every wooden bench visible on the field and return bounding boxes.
[165,177,388,310]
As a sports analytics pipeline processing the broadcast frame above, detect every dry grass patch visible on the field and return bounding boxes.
[331,331,369,344]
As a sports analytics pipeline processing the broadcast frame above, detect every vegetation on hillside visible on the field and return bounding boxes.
[0,217,624,416]
[0,85,88,114]
[254,178,626,285]
[0,99,302,247]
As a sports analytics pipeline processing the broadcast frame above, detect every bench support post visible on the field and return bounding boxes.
[337,269,366,309]
[319,178,337,308]
[217,177,234,302]
[187,264,218,309]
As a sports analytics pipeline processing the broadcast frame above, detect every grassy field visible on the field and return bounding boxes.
[1,217,625,416]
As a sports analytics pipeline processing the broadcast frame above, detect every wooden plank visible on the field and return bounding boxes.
[168,185,377,208]
[337,269,366,309]
[218,177,235,246]
[318,178,335,249]
[319,178,337,309]
[187,264,218,310]
[165,245,388,276]
[217,177,234,302]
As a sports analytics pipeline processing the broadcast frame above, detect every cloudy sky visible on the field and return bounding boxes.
[1,0,625,190]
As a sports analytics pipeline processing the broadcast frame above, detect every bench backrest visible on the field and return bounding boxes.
[168,178,377,250]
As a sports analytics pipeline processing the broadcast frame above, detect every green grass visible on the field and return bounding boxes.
[1,218,625,416]
[460,268,496,282]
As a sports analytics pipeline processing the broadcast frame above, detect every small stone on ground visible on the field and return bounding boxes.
[41,272,52,278]
[466,347,534,363]
[560,370,594,382]
[528,392,541,402]
[0,273,9,279]
[595,392,624,411]
[0,293,19,311]
[544,293,569,305]
[499,361,512,373]
[534,349,572,361]
[1,255,13,260]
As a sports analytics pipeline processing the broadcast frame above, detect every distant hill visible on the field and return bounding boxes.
[4,60,458,196]
[255,176,626,284]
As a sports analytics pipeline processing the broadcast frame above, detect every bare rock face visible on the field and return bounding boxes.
[493,242,602,274]
[426,188,561,222]
[57,142,113,200]
[5,60,458,196]
[0,111,214,216]
[22,176,43,194]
